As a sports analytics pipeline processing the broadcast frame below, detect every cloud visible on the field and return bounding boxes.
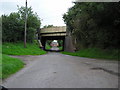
[0,0,74,26]
[0,2,18,15]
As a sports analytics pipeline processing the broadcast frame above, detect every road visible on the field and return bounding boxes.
[50,46,59,51]
[3,52,118,88]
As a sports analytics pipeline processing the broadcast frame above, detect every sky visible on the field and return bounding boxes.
[0,0,74,27]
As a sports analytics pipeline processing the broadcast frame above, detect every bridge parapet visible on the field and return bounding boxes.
[40,26,66,36]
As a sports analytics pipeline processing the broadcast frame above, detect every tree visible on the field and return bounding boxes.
[2,13,23,42]
[43,25,54,28]
[2,6,41,43]
[63,2,120,49]
[18,6,41,43]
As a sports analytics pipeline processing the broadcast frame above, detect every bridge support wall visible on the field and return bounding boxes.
[64,36,75,52]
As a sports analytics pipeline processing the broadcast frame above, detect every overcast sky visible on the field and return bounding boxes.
[0,0,74,27]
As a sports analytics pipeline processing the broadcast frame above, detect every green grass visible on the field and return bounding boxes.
[2,54,24,79]
[58,46,63,50]
[2,42,46,79]
[0,43,1,79]
[0,53,2,79]
[62,48,119,60]
[45,43,51,50]
[2,42,46,55]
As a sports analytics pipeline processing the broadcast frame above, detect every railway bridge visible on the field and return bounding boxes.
[38,26,74,52]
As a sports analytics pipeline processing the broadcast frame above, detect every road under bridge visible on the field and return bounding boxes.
[38,26,75,52]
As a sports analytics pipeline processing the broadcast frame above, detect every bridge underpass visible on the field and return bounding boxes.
[39,26,74,52]
[41,36,65,51]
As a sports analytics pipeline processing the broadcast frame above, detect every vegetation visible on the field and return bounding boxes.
[63,2,120,49]
[45,40,52,50]
[58,46,63,50]
[62,48,119,60]
[45,43,51,50]
[2,42,46,79]
[2,54,24,79]
[0,53,2,79]
[1,5,46,79]
[43,25,54,28]
[57,40,63,50]
[62,2,119,60]
[2,42,46,55]
[2,6,41,43]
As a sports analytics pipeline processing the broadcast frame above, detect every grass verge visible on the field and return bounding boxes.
[2,42,46,55]
[0,53,2,79]
[2,42,46,79]
[2,54,24,79]
[62,48,119,60]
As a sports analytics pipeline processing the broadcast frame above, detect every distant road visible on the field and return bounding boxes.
[3,52,118,88]
[50,46,59,51]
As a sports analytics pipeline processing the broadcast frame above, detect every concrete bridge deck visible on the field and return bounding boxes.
[40,26,66,36]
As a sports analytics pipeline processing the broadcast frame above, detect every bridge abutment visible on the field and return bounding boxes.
[64,36,75,52]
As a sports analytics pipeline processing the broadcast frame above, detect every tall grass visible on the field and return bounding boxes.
[62,48,119,60]
[2,42,47,79]
[0,53,2,79]
[2,54,24,79]
[2,42,46,55]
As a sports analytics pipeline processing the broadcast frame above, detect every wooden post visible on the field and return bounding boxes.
[24,0,27,48]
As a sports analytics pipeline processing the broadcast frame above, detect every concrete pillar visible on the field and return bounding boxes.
[64,36,75,52]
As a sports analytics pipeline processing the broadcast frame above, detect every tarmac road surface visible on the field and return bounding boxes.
[50,46,59,51]
[3,52,118,88]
